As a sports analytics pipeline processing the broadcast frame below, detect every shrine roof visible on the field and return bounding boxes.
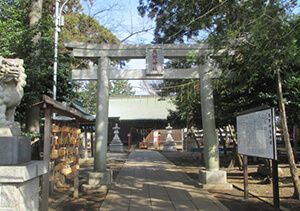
[34,95,94,123]
[108,96,176,120]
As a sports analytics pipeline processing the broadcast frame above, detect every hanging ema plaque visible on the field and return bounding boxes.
[237,107,277,160]
[146,48,164,75]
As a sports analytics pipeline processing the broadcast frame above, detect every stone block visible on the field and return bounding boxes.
[0,136,31,165]
[19,195,39,211]
[0,161,47,183]
[198,183,233,190]
[0,185,19,208]
[88,170,113,186]
[19,177,39,197]
[81,184,108,192]
[0,161,47,211]
[198,170,232,190]
[199,170,227,184]
[109,143,124,152]
[162,142,177,152]
[0,178,40,210]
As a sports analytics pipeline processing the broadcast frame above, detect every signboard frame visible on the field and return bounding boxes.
[237,107,277,160]
[236,106,279,209]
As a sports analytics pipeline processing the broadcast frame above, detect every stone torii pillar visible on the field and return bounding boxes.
[198,61,232,190]
[86,56,112,186]
[95,56,109,172]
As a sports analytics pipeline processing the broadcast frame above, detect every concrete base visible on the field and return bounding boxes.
[199,170,232,190]
[88,170,113,186]
[81,184,108,192]
[109,143,124,152]
[198,182,233,190]
[0,136,31,165]
[163,141,177,152]
[0,161,47,211]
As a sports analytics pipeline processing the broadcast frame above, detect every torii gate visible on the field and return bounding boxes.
[65,42,231,189]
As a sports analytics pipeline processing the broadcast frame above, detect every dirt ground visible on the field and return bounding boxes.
[49,152,128,211]
[49,150,300,211]
[162,151,300,211]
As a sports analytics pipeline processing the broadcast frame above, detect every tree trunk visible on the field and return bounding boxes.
[228,124,243,170]
[25,106,40,133]
[218,127,227,155]
[190,127,201,150]
[29,0,44,44]
[26,0,44,133]
[293,124,298,163]
[277,70,300,199]
[29,0,44,27]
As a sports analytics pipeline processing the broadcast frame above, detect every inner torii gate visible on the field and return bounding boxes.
[65,42,231,189]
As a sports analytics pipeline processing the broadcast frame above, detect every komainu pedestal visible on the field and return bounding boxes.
[0,161,47,210]
[0,136,31,165]
[0,57,47,211]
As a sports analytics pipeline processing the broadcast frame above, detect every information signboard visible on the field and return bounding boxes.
[237,108,277,160]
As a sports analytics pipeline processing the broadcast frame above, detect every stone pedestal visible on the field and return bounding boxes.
[198,170,232,190]
[109,124,124,152]
[183,136,198,152]
[109,143,124,152]
[163,141,177,151]
[88,171,113,186]
[0,161,47,211]
[82,170,113,190]
[0,136,31,165]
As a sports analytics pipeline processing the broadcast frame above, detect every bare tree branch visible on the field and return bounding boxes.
[121,27,154,43]
[92,3,119,18]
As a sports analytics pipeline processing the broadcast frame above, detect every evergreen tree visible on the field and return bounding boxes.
[139,0,300,198]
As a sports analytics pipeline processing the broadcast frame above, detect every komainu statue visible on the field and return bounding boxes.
[0,57,26,126]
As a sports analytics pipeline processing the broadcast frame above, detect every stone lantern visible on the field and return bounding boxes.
[163,123,177,151]
[109,123,124,152]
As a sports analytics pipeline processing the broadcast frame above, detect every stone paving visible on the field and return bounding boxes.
[100,150,229,211]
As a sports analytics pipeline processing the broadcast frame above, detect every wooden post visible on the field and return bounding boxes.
[243,155,248,199]
[84,127,88,159]
[272,159,280,209]
[73,120,80,198]
[128,133,131,151]
[91,131,94,157]
[41,107,52,211]
[73,170,79,198]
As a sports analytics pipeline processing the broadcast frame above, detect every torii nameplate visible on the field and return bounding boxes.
[146,48,164,76]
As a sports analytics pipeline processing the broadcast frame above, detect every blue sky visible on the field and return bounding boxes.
[81,0,300,44]
[81,0,156,94]
[81,0,154,44]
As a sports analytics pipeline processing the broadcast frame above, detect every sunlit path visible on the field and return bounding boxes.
[101,150,228,211]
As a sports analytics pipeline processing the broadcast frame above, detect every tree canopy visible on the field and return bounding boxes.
[139,0,300,127]
[0,0,120,123]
